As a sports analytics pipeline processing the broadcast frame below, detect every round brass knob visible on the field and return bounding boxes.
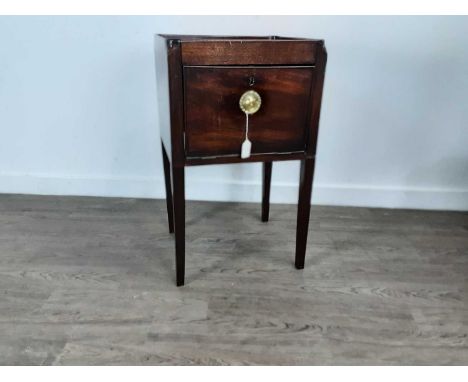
[239,90,262,115]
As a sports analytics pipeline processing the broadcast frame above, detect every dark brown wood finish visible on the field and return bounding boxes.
[156,36,187,284]
[161,142,174,233]
[184,66,314,158]
[171,166,185,286]
[166,38,185,167]
[155,35,327,286]
[181,40,316,65]
[306,41,327,156]
[185,151,308,166]
[262,162,272,222]
[295,158,316,269]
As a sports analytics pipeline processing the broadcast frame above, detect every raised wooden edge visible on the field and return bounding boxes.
[185,152,313,166]
[181,40,319,66]
[158,34,323,42]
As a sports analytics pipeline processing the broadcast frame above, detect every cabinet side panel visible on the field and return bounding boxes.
[154,35,172,158]
[305,41,327,156]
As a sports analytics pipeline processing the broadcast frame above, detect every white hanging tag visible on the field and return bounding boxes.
[241,138,252,159]
[241,113,252,159]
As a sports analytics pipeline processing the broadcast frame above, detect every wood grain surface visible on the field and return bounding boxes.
[184,66,313,158]
[0,194,467,365]
[181,40,317,66]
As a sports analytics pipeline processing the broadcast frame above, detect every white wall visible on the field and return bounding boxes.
[0,16,467,210]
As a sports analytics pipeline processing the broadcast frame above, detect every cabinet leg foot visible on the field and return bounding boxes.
[262,161,272,222]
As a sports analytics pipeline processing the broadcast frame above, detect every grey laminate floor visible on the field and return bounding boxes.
[0,194,467,365]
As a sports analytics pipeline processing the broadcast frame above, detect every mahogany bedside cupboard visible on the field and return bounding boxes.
[154,35,327,286]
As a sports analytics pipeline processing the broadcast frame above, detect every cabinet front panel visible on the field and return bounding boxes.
[184,66,314,158]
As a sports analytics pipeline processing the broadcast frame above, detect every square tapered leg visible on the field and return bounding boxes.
[171,165,185,286]
[262,161,272,222]
[295,158,315,269]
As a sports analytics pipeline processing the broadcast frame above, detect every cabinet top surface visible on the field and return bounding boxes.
[157,34,322,43]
